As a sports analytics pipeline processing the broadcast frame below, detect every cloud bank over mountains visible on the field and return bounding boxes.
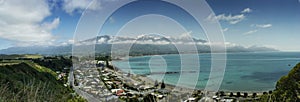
[0,35,277,55]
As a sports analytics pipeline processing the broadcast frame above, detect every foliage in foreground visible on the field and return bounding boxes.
[0,61,86,102]
[271,63,300,102]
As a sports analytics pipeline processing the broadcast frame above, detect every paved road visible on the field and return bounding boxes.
[68,67,74,86]
[68,67,104,102]
[74,87,103,102]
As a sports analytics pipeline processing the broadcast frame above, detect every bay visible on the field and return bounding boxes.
[112,52,300,91]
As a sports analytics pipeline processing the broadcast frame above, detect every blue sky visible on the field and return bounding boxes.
[0,0,300,51]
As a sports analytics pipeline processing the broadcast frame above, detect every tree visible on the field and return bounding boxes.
[229,92,234,97]
[220,91,225,97]
[260,94,269,102]
[243,92,248,98]
[268,90,272,94]
[215,92,219,96]
[272,63,300,101]
[127,71,131,77]
[161,80,165,89]
[105,56,109,67]
[154,80,158,88]
[143,94,156,102]
[236,92,241,97]
[263,92,268,95]
[252,93,257,98]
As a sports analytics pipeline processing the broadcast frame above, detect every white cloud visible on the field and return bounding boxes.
[244,30,258,35]
[222,28,229,32]
[224,42,238,47]
[63,0,101,14]
[254,24,272,28]
[207,13,245,24]
[207,8,254,24]
[178,31,193,39]
[42,18,60,30]
[241,8,252,13]
[0,0,4,5]
[61,39,74,45]
[0,0,58,46]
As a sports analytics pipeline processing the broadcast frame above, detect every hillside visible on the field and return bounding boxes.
[0,54,43,59]
[271,63,300,101]
[0,60,85,101]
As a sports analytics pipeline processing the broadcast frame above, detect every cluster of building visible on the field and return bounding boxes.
[69,60,261,102]
[73,68,117,101]
[70,60,171,101]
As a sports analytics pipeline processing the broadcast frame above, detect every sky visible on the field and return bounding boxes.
[0,0,300,51]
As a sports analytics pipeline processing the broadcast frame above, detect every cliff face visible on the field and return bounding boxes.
[273,63,300,102]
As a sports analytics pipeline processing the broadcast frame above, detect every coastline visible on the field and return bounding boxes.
[113,64,268,95]
[113,66,196,93]
[105,51,300,101]
[112,51,285,60]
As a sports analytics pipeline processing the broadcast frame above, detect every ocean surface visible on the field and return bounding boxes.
[112,52,300,92]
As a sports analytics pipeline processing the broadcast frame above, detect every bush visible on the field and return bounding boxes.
[229,92,234,97]
[220,91,225,96]
[272,63,300,101]
[252,93,257,98]
[236,92,241,97]
[161,80,166,89]
[243,92,248,98]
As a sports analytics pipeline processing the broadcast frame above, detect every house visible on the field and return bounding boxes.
[116,89,125,96]
[185,97,196,102]
[220,99,234,102]
[111,89,126,96]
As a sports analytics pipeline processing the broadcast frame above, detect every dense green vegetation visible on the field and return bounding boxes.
[258,62,300,102]
[0,55,86,102]
[32,56,72,72]
[271,63,300,102]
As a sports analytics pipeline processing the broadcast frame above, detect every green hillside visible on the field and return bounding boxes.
[0,54,43,60]
[0,61,85,101]
[268,63,300,102]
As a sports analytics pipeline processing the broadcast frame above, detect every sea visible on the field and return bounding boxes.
[112,52,300,92]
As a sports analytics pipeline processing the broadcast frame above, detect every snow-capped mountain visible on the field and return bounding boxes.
[80,34,207,45]
[0,35,277,55]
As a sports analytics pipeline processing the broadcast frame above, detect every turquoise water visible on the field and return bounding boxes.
[112,52,300,91]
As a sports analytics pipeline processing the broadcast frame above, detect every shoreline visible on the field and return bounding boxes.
[112,51,286,60]
[113,65,270,95]
[108,52,292,97]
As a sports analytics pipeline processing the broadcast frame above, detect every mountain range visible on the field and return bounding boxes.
[0,35,277,55]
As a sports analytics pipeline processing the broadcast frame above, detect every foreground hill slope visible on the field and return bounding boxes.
[0,61,84,101]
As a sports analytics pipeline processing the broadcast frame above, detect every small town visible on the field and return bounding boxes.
[1,0,300,102]
[68,60,266,102]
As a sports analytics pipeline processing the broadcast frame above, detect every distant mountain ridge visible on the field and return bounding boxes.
[81,34,207,45]
[0,35,277,55]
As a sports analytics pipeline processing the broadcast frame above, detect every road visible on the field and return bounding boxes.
[68,67,104,102]
[74,87,103,102]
